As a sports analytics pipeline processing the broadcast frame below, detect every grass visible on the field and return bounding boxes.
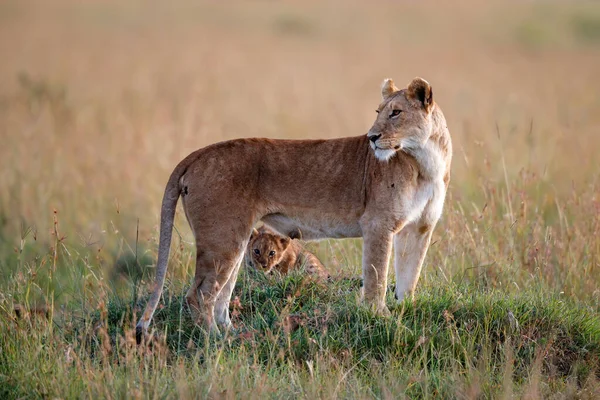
[2,267,599,398]
[1,0,600,398]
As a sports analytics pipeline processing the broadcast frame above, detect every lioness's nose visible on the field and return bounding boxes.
[369,134,381,143]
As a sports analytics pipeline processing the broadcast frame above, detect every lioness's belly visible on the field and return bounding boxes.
[261,213,362,240]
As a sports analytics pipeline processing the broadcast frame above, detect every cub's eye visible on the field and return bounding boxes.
[269,251,276,257]
[253,249,260,255]
[375,110,380,114]
[390,109,402,118]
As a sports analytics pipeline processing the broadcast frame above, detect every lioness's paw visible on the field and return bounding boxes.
[360,298,392,317]
[375,304,391,317]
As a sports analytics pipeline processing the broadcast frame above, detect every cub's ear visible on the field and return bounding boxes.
[279,236,291,248]
[381,78,399,100]
[288,228,302,240]
[250,228,259,241]
[407,77,433,112]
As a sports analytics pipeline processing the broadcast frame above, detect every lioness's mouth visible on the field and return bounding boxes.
[370,142,402,152]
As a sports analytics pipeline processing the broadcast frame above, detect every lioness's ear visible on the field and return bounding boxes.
[280,237,291,248]
[381,78,399,100]
[407,77,433,112]
[250,228,259,241]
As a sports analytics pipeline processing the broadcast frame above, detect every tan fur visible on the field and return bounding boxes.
[246,227,329,279]
[136,77,452,339]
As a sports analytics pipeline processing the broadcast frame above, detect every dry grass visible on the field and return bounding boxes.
[1,0,599,398]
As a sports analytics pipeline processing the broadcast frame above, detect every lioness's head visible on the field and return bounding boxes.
[367,77,434,162]
[248,227,291,274]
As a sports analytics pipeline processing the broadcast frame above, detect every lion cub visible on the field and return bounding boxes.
[246,227,329,279]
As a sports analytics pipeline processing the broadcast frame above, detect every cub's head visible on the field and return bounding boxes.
[367,77,435,162]
[248,227,291,274]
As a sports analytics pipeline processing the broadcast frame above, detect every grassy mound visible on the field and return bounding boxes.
[96,268,599,397]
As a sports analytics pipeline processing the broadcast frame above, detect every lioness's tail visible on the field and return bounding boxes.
[135,159,190,343]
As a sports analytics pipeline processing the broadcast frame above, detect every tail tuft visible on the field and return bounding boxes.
[135,325,145,345]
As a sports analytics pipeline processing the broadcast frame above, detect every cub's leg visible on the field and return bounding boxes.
[393,223,434,302]
[299,251,329,279]
[361,229,394,315]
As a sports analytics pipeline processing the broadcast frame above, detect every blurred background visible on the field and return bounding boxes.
[0,0,599,305]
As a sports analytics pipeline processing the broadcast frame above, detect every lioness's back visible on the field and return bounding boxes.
[181,136,370,225]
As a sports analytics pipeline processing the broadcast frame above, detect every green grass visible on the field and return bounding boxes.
[2,261,599,399]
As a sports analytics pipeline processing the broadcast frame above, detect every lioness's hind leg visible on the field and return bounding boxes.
[185,254,215,331]
[214,249,245,330]
[186,250,241,332]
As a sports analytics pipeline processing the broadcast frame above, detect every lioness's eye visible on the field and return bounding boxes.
[269,251,276,257]
[253,249,260,255]
[390,109,402,118]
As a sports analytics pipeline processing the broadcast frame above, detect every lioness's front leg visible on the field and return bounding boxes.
[394,223,434,302]
[361,229,394,315]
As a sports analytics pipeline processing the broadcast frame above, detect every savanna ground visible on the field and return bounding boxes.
[1,0,600,398]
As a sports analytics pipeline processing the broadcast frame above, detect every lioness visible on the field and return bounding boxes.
[246,226,329,279]
[136,77,451,338]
